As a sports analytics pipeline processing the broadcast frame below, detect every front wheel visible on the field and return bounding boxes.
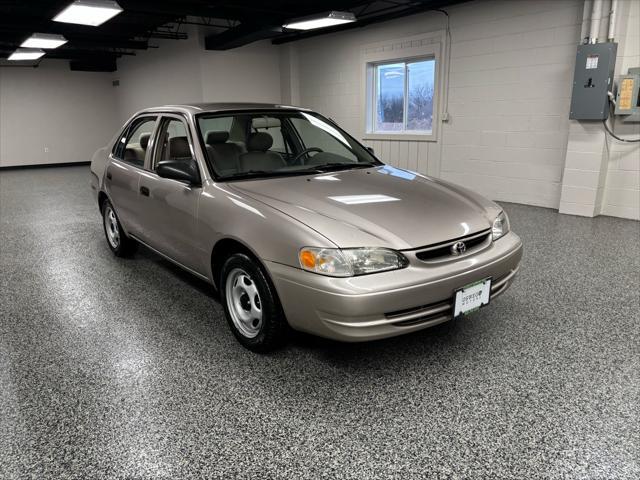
[102,200,137,257]
[220,253,288,352]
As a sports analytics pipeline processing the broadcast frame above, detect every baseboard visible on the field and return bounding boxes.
[0,161,90,171]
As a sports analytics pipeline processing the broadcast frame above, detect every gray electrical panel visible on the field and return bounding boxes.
[569,42,617,120]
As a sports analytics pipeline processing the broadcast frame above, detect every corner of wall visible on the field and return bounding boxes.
[558,0,639,221]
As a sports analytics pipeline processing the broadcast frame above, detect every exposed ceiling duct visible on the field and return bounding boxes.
[0,0,468,71]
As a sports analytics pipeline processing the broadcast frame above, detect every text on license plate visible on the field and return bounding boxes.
[454,278,491,317]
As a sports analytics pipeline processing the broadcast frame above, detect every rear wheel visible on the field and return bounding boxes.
[102,200,137,257]
[220,253,288,352]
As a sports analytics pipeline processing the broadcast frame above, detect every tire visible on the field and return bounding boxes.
[220,253,288,352]
[102,200,137,257]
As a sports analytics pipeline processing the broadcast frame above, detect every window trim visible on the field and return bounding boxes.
[373,58,435,135]
[361,37,441,142]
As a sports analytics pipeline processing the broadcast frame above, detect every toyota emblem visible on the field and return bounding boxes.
[451,241,467,255]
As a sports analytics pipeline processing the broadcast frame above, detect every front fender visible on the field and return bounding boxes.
[197,181,337,281]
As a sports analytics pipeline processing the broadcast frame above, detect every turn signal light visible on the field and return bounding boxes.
[299,249,317,269]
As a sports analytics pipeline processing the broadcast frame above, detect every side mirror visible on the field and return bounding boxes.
[157,159,201,186]
[366,146,375,155]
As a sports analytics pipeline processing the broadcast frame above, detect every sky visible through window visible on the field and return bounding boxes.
[375,59,435,133]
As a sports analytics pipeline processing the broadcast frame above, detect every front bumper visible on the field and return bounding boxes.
[267,231,523,342]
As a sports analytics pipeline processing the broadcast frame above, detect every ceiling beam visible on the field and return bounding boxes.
[0,32,148,50]
[272,0,467,45]
[69,58,118,72]
[0,47,123,60]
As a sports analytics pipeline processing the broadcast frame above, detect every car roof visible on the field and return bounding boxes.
[139,102,311,115]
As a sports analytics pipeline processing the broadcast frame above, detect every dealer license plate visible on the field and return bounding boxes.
[453,278,492,317]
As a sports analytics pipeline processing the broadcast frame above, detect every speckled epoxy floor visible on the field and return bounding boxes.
[1,166,638,479]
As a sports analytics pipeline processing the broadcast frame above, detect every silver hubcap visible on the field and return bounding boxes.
[225,268,263,338]
[104,206,120,249]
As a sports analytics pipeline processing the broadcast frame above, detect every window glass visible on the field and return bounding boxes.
[196,111,378,180]
[156,118,192,169]
[252,117,286,153]
[119,117,156,166]
[407,59,435,132]
[200,116,233,140]
[371,58,435,135]
[290,116,357,162]
[375,62,405,132]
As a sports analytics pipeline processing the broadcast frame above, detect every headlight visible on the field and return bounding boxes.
[492,211,510,241]
[299,247,409,277]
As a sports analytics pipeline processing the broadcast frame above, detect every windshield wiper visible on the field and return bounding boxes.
[220,169,321,181]
[307,162,377,173]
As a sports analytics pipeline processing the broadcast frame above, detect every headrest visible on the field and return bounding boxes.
[169,136,192,158]
[252,117,281,129]
[139,133,150,150]
[206,130,230,144]
[247,132,273,152]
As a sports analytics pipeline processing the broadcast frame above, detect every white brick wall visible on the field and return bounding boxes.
[559,0,640,220]
[601,0,640,220]
[0,62,118,167]
[283,0,584,209]
[114,26,282,122]
[441,0,582,209]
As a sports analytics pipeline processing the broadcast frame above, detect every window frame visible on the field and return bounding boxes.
[362,37,441,142]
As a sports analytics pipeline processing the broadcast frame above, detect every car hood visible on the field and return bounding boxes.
[227,165,500,250]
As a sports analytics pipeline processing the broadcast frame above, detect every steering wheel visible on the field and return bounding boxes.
[292,147,323,165]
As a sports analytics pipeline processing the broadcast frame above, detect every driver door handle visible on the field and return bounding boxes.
[140,186,150,197]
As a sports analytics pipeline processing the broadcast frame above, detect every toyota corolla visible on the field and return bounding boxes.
[90,103,522,352]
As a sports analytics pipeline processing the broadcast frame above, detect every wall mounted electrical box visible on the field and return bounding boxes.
[614,68,640,122]
[569,42,617,120]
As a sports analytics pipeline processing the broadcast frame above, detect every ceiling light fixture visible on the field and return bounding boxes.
[7,48,46,61]
[53,0,123,27]
[21,33,68,49]
[283,11,356,30]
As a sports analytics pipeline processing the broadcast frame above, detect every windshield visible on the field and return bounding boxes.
[196,111,381,180]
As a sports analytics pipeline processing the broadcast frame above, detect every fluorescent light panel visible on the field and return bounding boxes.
[21,33,68,49]
[284,11,356,30]
[8,48,46,61]
[53,0,123,26]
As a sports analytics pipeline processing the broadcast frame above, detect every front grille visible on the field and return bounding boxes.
[385,299,451,327]
[415,229,491,262]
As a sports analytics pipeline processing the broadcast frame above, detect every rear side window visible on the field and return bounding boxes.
[113,116,156,167]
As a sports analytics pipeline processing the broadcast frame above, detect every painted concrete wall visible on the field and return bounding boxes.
[559,0,640,220]
[113,26,281,123]
[0,26,282,168]
[0,61,118,167]
[282,0,584,209]
[600,0,639,220]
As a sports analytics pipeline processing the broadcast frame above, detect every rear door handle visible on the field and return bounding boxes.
[140,186,150,197]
